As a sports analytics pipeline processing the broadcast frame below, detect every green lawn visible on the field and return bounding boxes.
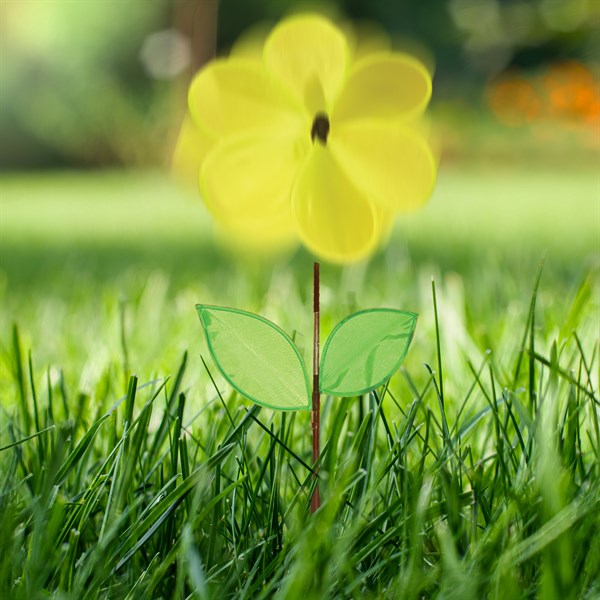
[0,165,598,599]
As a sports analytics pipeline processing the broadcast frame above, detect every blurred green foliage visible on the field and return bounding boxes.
[0,0,597,168]
[0,1,169,168]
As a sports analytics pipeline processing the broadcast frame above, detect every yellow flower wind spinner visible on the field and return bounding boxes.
[185,14,437,511]
[179,13,436,263]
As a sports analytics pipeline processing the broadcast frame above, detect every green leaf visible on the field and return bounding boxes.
[196,305,310,411]
[320,309,417,396]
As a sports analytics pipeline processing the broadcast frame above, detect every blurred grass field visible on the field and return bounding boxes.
[1,1,599,596]
[2,162,596,261]
[1,155,599,600]
[1,160,599,599]
[1,160,597,393]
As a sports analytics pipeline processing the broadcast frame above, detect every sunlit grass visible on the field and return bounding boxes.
[1,266,598,599]
[1,163,596,255]
[0,166,598,598]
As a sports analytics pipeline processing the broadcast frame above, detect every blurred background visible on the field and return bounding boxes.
[1,0,598,169]
[0,0,598,386]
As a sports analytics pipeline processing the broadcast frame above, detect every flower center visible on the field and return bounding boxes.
[311,113,330,144]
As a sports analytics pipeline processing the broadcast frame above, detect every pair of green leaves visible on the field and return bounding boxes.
[196,305,417,411]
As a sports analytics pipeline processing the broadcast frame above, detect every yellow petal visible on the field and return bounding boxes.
[332,53,431,123]
[376,206,396,247]
[292,145,380,263]
[171,116,215,190]
[189,58,303,138]
[229,22,270,62]
[216,218,297,255]
[264,14,349,114]
[200,132,309,232]
[341,19,392,61]
[330,121,436,212]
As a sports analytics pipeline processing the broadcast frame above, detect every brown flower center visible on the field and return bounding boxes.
[311,113,330,144]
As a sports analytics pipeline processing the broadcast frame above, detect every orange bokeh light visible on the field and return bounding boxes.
[488,76,543,126]
[487,60,599,147]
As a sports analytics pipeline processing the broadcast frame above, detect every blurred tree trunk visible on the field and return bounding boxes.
[171,0,219,113]
[168,0,219,160]
[174,0,219,78]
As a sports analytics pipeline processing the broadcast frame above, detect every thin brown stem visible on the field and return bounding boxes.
[311,262,321,512]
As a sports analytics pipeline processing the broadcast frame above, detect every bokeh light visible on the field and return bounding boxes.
[486,60,599,148]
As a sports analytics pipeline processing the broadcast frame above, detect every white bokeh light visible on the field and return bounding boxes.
[140,28,191,80]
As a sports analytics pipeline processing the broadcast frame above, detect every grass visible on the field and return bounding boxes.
[0,165,599,599]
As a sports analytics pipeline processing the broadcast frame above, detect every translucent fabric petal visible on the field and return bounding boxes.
[188,58,303,138]
[341,20,391,62]
[215,212,297,253]
[229,22,271,62]
[376,206,396,247]
[332,53,431,123]
[200,132,309,230]
[171,116,215,190]
[264,14,349,113]
[215,230,297,257]
[292,145,380,263]
[330,121,436,212]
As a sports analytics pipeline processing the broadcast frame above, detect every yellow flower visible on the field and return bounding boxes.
[184,14,436,263]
